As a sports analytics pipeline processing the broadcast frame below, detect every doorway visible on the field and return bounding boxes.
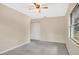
[31,22,41,40]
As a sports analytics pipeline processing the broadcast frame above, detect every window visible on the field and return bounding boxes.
[70,4,79,44]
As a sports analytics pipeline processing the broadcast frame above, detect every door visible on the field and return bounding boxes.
[31,22,41,40]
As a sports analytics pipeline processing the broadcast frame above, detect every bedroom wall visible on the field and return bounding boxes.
[32,16,67,43]
[0,4,31,53]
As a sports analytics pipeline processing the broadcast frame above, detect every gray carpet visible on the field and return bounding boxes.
[1,40,69,55]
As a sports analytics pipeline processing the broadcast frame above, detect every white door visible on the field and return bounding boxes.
[31,22,41,40]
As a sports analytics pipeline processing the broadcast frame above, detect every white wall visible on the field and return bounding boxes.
[0,4,31,53]
[40,17,68,43]
[32,17,67,43]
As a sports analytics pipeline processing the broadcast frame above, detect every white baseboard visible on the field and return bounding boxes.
[0,40,31,54]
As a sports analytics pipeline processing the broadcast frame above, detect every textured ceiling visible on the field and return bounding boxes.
[3,3,69,19]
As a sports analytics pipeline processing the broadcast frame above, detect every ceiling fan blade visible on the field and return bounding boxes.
[41,6,48,9]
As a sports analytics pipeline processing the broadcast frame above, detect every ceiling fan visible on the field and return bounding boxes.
[28,3,48,13]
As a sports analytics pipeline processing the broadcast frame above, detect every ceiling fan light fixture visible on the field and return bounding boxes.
[29,3,48,13]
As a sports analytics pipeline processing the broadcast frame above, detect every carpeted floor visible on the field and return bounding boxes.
[1,40,69,55]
